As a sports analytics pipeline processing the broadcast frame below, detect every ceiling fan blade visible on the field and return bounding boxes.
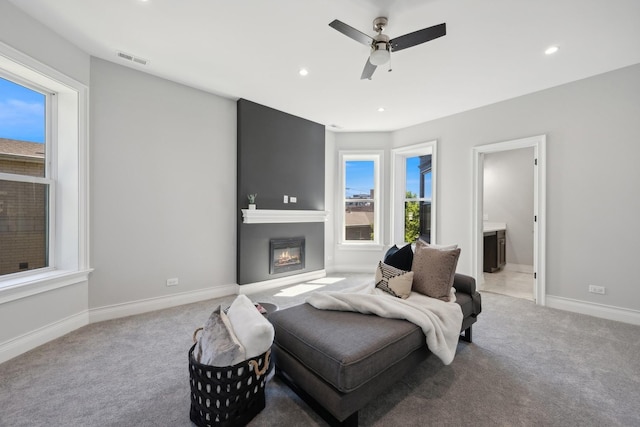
[390,22,446,52]
[360,58,377,80]
[329,19,374,46]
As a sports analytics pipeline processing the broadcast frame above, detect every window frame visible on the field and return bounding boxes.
[0,71,56,278]
[391,141,437,245]
[338,150,383,247]
[0,40,90,298]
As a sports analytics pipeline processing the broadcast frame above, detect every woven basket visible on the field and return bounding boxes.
[188,342,270,427]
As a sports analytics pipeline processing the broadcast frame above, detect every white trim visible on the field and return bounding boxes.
[88,284,238,323]
[546,295,640,326]
[238,270,326,295]
[0,269,92,304]
[0,310,89,364]
[472,135,546,305]
[336,244,384,251]
[390,140,437,245]
[326,264,375,274]
[241,209,329,224]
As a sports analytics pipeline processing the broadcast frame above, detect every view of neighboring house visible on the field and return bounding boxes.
[0,138,47,276]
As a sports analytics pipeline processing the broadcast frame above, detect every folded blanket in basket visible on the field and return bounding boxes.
[227,295,275,359]
[194,306,246,366]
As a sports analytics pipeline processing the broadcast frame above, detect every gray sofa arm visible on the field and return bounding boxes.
[453,273,476,295]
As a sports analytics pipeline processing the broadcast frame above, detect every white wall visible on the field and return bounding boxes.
[393,63,640,312]
[0,1,89,85]
[484,148,534,267]
[89,58,237,310]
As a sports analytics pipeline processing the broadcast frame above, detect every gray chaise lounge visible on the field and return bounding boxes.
[268,273,481,426]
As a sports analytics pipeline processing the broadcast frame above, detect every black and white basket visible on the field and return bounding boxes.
[188,342,270,427]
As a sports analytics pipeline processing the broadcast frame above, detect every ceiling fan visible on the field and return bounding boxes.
[329,17,446,80]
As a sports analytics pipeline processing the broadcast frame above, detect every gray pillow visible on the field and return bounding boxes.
[411,244,461,301]
[194,305,246,366]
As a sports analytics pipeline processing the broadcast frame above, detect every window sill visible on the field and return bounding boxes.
[0,269,93,305]
[337,244,384,251]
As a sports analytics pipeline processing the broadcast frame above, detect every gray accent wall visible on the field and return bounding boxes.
[237,99,325,284]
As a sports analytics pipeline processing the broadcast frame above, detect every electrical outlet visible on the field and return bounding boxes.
[290,196,297,203]
[283,195,289,203]
[166,278,179,287]
[588,285,605,295]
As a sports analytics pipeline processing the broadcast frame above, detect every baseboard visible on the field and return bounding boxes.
[326,265,374,274]
[0,310,89,364]
[503,263,534,274]
[238,270,326,295]
[546,295,640,326]
[88,284,239,323]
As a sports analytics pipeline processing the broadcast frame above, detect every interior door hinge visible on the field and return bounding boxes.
[534,158,538,166]
[534,272,537,279]
[534,215,537,222]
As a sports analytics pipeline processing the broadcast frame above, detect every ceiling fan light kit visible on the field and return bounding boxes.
[329,16,446,80]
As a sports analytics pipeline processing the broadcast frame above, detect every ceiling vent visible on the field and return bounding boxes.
[117,51,149,66]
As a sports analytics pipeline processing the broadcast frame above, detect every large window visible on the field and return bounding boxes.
[392,142,436,244]
[0,75,52,277]
[340,152,381,245]
[0,41,89,293]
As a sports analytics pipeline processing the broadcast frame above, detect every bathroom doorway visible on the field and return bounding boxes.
[472,135,547,305]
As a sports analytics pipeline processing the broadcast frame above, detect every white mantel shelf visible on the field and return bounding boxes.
[241,209,329,224]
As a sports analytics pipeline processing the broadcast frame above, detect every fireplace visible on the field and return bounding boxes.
[270,237,305,274]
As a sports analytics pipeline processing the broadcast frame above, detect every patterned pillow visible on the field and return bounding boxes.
[384,243,414,271]
[375,261,414,299]
[411,244,461,301]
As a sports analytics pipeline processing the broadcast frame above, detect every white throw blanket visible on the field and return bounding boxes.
[306,282,463,365]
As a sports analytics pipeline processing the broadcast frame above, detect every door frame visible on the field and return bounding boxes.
[472,135,547,305]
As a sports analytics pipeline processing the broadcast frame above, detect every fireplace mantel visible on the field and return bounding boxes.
[241,209,329,224]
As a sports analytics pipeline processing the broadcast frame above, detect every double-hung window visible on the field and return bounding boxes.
[340,151,382,245]
[0,41,89,298]
[392,141,436,244]
[0,75,53,277]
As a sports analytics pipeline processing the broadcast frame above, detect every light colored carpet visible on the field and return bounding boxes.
[1,273,639,426]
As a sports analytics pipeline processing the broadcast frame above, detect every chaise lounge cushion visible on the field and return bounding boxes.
[269,303,425,393]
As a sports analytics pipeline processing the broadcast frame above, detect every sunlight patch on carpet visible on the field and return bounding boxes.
[274,284,326,297]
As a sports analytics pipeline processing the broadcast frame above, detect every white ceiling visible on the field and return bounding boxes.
[9,0,640,132]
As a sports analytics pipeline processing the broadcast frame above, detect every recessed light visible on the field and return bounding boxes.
[299,68,309,76]
[545,45,559,55]
[377,107,385,112]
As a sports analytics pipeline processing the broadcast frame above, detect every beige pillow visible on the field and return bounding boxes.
[375,261,414,299]
[415,239,458,251]
[411,244,461,301]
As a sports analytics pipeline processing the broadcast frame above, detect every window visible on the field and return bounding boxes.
[340,152,382,245]
[0,75,52,277]
[0,41,89,294]
[392,141,436,245]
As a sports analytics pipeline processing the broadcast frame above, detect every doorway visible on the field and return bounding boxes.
[472,135,547,305]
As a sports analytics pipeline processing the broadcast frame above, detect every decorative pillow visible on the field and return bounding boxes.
[384,243,414,271]
[415,239,458,251]
[375,261,414,299]
[227,294,275,359]
[194,305,246,366]
[384,245,400,260]
[411,244,461,301]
